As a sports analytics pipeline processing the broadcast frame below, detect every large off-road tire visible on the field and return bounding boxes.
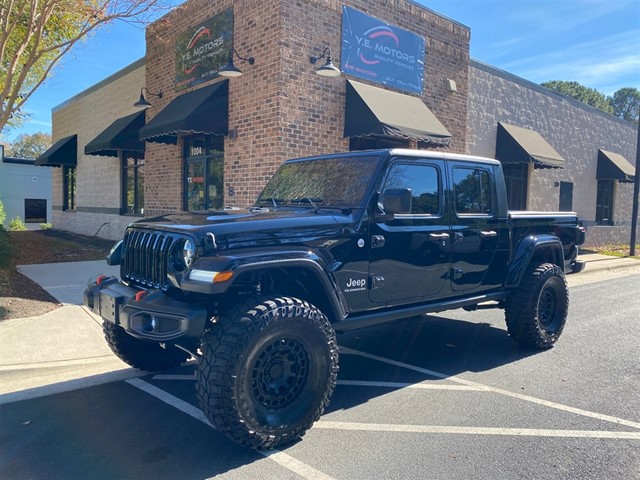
[196,296,339,449]
[103,321,190,372]
[505,263,569,349]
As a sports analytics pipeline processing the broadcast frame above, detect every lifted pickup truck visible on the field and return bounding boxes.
[85,149,586,449]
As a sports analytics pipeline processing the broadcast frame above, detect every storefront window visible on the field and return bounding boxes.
[63,165,76,211]
[122,154,144,215]
[595,179,615,226]
[184,135,224,211]
[503,163,528,210]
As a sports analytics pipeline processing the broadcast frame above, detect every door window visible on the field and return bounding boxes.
[381,163,440,216]
[453,167,493,216]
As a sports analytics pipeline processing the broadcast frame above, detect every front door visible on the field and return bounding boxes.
[369,160,451,305]
[184,135,224,211]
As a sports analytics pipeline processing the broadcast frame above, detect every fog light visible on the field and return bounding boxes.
[142,314,159,333]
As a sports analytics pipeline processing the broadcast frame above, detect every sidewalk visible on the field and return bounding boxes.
[0,260,137,404]
[1,254,639,404]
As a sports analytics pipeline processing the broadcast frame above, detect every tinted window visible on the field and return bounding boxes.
[383,163,440,215]
[453,167,493,215]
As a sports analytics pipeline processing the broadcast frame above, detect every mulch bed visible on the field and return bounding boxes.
[0,229,115,321]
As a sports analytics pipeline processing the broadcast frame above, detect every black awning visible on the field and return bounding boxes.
[597,149,635,183]
[496,122,564,169]
[85,111,145,158]
[344,80,452,147]
[35,135,77,167]
[139,80,229,144]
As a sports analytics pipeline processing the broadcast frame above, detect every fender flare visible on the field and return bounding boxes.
[505,234,564,288]
[182,251,348,322]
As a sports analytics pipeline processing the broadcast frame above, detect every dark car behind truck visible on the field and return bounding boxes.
[85,149,586,449]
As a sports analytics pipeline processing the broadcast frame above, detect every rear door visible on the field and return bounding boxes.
[448,162,502,292]
[368,159,451,305]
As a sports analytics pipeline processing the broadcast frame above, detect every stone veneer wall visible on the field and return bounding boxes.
[468,60,638,246]
[51,60,145,240]
[143,0,470,214]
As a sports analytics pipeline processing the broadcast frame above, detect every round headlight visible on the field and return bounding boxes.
[183,239,195,268]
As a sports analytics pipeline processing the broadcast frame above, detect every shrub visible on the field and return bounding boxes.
[0,199,6,228]
[39,223,53,230]
[9,216,28,231]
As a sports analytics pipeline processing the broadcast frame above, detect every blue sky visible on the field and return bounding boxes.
[3,0,639,143]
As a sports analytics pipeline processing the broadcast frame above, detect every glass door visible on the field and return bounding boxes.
[184,135,224,211]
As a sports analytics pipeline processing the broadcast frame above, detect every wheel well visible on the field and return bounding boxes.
[232,267,339,322]
[530,244,563,270]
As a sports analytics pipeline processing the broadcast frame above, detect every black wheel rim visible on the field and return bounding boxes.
[538,285,559,332]
[251,338,309,409]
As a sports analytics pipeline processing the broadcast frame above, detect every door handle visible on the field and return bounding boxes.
[372,235,385,248]
[480,230,497,239]
[429,233,450,242]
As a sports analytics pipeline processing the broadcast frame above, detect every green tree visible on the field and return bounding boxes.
[0,0,169,132]
[541,80,614,114]
[6,131,51,158]
[610,87,640,122]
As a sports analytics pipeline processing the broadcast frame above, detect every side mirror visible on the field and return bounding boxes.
[382,188,412,215]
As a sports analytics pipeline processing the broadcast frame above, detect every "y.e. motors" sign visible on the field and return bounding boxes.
[341,6,425,95]
[175,9,233,91]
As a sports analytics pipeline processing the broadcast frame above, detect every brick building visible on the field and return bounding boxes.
[39,0,637,244]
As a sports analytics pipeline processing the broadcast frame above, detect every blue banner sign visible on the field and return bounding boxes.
[341,6,425,94]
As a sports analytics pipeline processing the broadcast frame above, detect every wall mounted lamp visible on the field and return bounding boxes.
[309,47,341,77]
[219,49,255,77]
[133,87,163,108]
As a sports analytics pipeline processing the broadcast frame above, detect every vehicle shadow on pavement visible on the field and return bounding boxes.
[0,381,263,480]
[328,313,536,413]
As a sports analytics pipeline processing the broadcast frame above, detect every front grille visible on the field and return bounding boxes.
[122,229,179,289]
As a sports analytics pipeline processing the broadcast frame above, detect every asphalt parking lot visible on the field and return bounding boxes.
[1,270,639,479]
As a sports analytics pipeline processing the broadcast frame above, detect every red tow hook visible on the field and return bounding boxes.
[96,275,107,285]
[135,290,147,302]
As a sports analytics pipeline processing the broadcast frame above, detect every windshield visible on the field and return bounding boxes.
[256,156,379,208]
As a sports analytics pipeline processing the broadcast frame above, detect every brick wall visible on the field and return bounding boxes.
[144,0,470,213]
[51,61,146,240]
[468,60,638,246]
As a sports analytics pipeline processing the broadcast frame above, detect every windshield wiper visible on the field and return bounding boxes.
[257,197,280,208]
[291,198,322,210]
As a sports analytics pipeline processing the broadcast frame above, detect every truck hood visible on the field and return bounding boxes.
[130,208,357,250]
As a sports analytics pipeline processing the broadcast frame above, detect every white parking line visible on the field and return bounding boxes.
[125,378,337,480]
[314,421,640,440]
[341,347,640,430]
[338,380,488,391]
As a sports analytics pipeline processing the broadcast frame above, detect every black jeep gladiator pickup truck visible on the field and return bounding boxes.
[85,149,586,449]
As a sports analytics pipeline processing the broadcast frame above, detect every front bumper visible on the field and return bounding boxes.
[84,276,207,344]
